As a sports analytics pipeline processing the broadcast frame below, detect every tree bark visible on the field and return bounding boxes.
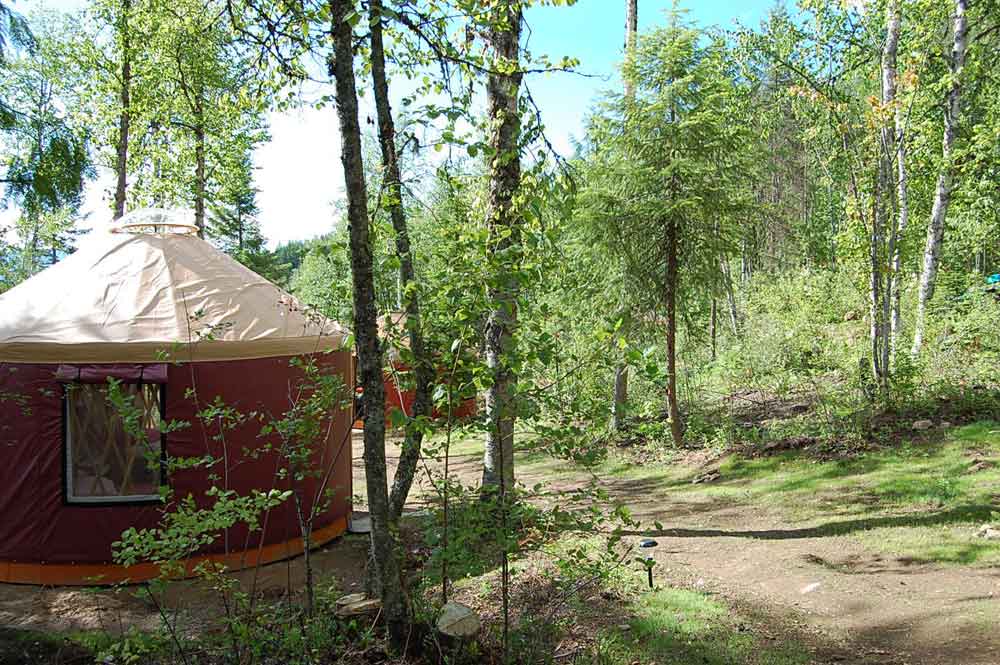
[886,0,908,355]
[721,258,739,335]
[912,0,968,355]
[610,364,628,431]
[481,0,522,493]
[194,114,206,239]
[329,0,409,650]
[612,0,637,431]
[872,0,903,390]
[710,297,717,362]
[623,0,637,96]
[369,0,433,523]
[664,214,682,447]
[113,0,131,221]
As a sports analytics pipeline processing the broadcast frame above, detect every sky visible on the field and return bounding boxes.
[15,0,777,247]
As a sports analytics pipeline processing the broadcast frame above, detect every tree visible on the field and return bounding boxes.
[0,13,90,280]
[912,0,969,354]
[70,0,158,220]
[481,0,523,492]
[328,0,410,651]
[581,17,750,446]
[886,0,910,355]
[0,1,33,65]
[369,0,434,523]
[610,0,637,432]
[153,0,267,237]
[751,1,916,395]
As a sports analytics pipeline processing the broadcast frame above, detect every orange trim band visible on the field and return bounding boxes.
[0,516,348,586]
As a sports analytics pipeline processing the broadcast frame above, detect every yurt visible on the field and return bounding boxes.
[0,210,353,585]
[352,312,477,428]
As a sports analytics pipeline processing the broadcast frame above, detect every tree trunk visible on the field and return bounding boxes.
[610,364,628,431]
[113,0,131,221]
[194,116,206,239]
[329,0,409,650]
[664,215,682,447]
[710,297,717,362]
[873,0,902,387]
[912,0,968,355]
[481,1,522,493]
[886,0,908,355]
[369,0,434,523]
[612,0,638,431]
[721,258,739,335]
[623,0,637,96]
[869,189,886,391]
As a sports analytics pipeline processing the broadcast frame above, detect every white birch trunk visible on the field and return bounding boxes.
[912,0,968,355]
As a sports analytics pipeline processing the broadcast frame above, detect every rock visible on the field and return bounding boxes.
[976,524,1000,540]
[336,598,381,617]
[692,471,720,484]
[969,458,995,473]
[437,601,480,638]
[348,515,372,534]
[912,420,934,431]
[940,421,953,429]
[800,582,821,594]
[843,310,859,322]
[335,592,367,608]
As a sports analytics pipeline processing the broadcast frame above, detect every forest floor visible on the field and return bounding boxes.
[360,419,1000,665]
[2,421,998,663]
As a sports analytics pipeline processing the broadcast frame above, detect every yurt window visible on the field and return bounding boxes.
[64,382,165,503]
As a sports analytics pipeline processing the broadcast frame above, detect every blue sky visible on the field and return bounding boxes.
[523,1,773,154]
[18,0,778,246]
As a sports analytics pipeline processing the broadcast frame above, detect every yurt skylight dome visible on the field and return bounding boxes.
[112,208,200,235]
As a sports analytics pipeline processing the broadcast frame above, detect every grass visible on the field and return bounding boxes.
[434,530,812,665]
[0,627,92,665]
[581,589,809,665]
[498,421,1000,567]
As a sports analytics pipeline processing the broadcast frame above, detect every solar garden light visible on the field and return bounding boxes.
[638,538,658,589]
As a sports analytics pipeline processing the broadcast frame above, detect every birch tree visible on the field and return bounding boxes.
[886,0,909,354]
[911,0,969,354]
[481,0,523,492]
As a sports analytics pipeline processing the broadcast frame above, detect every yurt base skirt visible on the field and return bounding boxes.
[0,516,347,586]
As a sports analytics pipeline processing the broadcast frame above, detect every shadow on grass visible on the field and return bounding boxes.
[0,628,91,665]
[621,503,997,541]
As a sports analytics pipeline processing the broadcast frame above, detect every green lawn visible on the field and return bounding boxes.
[498,421,1000,567]
[583,589,809,665]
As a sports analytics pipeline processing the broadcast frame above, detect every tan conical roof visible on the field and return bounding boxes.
[0,224,348,363]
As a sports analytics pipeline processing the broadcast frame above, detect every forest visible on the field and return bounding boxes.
[2,0,1000,663]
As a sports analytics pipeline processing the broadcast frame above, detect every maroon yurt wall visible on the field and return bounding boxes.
[383,364,478,421]
[0,352,353,585]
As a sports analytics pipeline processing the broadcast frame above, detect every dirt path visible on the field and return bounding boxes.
[2,432,996,665]
[363,433,1000,665]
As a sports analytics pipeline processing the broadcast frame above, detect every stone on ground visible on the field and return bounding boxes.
[335,597,381,617]
[912,420,934,431]
[348,515,372,533]
[976,524,1000,540]
[335,592,366,608]
[437,601,480,638]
